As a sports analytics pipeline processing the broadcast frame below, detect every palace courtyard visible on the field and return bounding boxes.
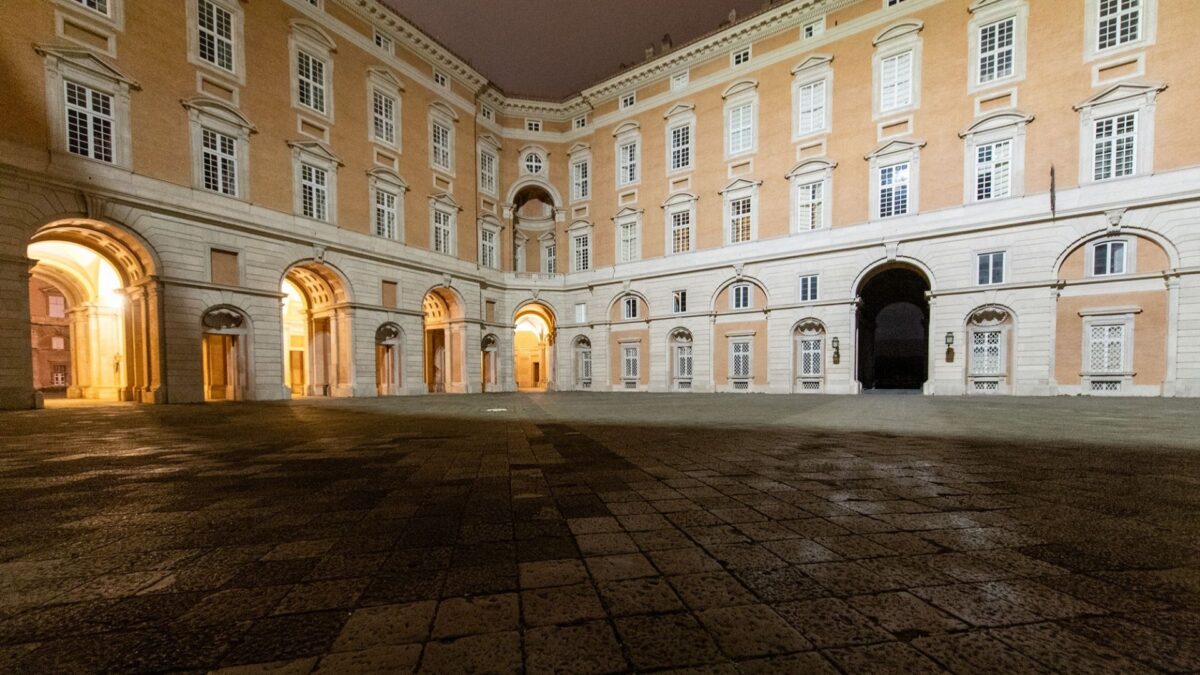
[0,393,1197,673]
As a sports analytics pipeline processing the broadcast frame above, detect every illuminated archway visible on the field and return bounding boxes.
[201,305,251,401]
[423,287,465,393]
[375,322,404,396]
[281,261,353,397]
[513,302,555,391]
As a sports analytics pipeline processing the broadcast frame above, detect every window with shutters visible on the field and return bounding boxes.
[669,123,692,172]
[978,17,1014,84]
[796,80,827,136]
[479,227,498,269]
[374,187,398,239]
[800,337,822,376]
[296,51,326,114]
[880,51,913,113]
[617,140,639,186]
[479,150,497,196]
[1097,0,1142,51]
[431,120,453,172]
[726,101,754,156]
[975,139,1012,200]
[799,275,819,303]
[571,159,590,201]
[573,232,590,272]
[729,197,752,244]
[197,0,235,72]
[542,240,556,274]
[623,346,640,380]
[795,181,824,231]
[1088,324,1125,372]
[971,330,1003,376]
[672,291,687,314]
[616,213,640,264]
[670,209,692,255]
[730,340,751,379]
[300,163,328,221]
[372,89,397,146]
[676,345,693,380]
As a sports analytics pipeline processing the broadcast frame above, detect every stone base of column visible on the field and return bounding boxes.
[0,386,42,410]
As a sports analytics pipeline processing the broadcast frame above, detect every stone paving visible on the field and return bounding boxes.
[0,393,1198,674]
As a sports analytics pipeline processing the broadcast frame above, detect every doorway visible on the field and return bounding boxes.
[857,266,930,391]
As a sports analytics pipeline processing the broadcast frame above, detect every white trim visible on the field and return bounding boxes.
[723,81,759,160]
[866,139,924,220]
[186,0,245,85]
[967,0,1027,94]
[429,102,457,177]
[960,110,1032,203]
[184,97,254,201]
[288,21,335,122]
[721,179,761,245]
[37,45,138,170]
[792,57,833,142]
[787,159,835,233]
[367,68,402,153]
[1083,0,1157,63]
[873,22,923,119]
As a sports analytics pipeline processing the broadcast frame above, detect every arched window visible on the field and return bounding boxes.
[966,306,1013,395]
[793,320,825,393]
[573,336,592,389]
[669,329,694,390]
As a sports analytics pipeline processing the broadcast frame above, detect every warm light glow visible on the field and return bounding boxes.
[515,314,549,340]
[281,279,305,315]
[28,240,124,308]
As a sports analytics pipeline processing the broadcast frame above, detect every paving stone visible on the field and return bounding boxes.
[313,644,422,674]
[419,631,521,674]
[524,621,628,674]
[431,593,518,638]
[912,583,1042,627]
[614,613,725,670]
[647,548,723,575]
[847,591,968,637]
[521,582,606,626]
[332,601,435,652]
[598,577,685,616]
[518,558,588,589]
[773,597,894,648]
[668,572,757,610]
[913,630,1054,674]
[824,640,949,674]
[988,621,1158,674]
[221,610,348,666]
[695,604,811,657]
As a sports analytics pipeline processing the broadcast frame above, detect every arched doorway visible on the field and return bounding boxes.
[201,306,250,401]
[281,262,352,397]
[24,220,163,405]
[668,328,694,390]
[509,181,558,274]
[513,303,555,391]
[793,319,826,393]
[856,265,930,391]
[423,287,464,393]
[573,336,592,389]
[375,322,403,396]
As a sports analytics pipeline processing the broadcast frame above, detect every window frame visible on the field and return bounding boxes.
[723,87,758,159]
[478,220,500,269]
[428,103,458,176]
[430,201,457,257]
[615,209,642,265]
[367,69,403,152]
[872,22,923,119]
[729,337,753,381]
[721,179,760,245]
[1083,0,1156,62]
[1074,82,1162,185]
[570,221,592,272]
[967,0,1028,93]
[541,234,557,274]
[731,283,752,311]
[614,123,641,187]
[622,296,640,321]
[1088,238,1134,277]
[672,290,688,314]
[731,46,752,67]
[288,23,337,122]
[798,274,819,303]
[866,140,923,221]
[976,250,1007,285]
[39,47,137,169]
[289,140,340,223]
[663,193,697,256]
[187,0,245,83]
[478,146,498,197]
[371,179,402,241]
[571,157,591,202]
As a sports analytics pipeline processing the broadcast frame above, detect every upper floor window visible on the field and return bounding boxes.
[432,207,454,255]
[571,159,590,201]
[620,93,636,109]
[481,105,494,121]
[374,186,399,239]
[1093,112,1136,181]
[373,31,393,53]
[372,89,397,146]
[1076,81,1162,184]
[880,51,913,113]
[622,296,639,320]
[796,80,826,137]
[479,150,498,196]
[732,47,751,66]
[617,140,639,186]
[296,50,327,114]
[670,208,692,255]
[197,0,235,72]
[887,0,908,5]
[48,295,66,318]
[873,21,923,117]
[573,115,587,129]
[526,118,543,132]
[975,139,1012,200]
[73,0,110,15]
[575,303,587,323]
[430,109,455,173]
[201,128,238,196]
[673,290,687,313]
[977,251,1006,285]
[616,212,641,264]
[573,231,591,272]
[731,284,751,310]
[799,275,819,302]
[479,227,498,269]
[977,17,1014,84]
[1098,0,1141,50]
[523,151,544,175]
[729,196,752,244]
[1092,240,1126,276]
[542,239,556,274]
[803,18,825,39]
[669,123,692,172]
[878,162,910,218]
[433,70,449,88]
[300,162,328,221]
[65,81,114,163]
[722,178,759,244]
[795,180,824,231]
[727,101,754,156]
[671,72,689,90]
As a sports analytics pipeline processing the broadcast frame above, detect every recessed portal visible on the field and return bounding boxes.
[856,266,930,391]
[513,304,555,391]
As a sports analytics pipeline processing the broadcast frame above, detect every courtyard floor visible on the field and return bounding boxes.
[0,393,1199,673]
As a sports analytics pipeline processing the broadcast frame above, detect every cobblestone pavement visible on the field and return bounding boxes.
[0,393,1198,674]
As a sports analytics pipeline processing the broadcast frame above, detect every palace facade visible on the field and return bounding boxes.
[1,0,1198,408]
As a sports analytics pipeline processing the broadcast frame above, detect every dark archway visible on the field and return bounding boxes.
[857,266,930,390]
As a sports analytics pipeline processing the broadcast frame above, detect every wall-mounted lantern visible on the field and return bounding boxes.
[831,336,840,364]
[944,332,955,363]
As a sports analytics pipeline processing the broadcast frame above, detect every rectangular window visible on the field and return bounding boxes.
[480,229,497,268]
[803,19,825,39]
[64,81,113,163]
[525,119,542,132]
[580,349,593,380]
[373,31,392,52]
[371,89,396,145]
[51,336,65,351]
[481,106,494,121]
[801,338,822,376]
[73,0,109,15]
[978,17,1015,83]
[975,139,1012,200]
[618,219,639,264]
[669,124,692,171]
[880,51,913,112]
[198,0,235,72]
[573,115,587,129]
[479,151,497,195]
[672,290,687,314]
[1098,0,1141,50]
[571,159,590,200]
[1092,240,1126,276]
[971,330,1003,375]
[297,50,326,113]
[623,297,639,320]
[575,303,587,323]
[1093,112,1137,181]
[620,93,636,109]
[432,121,452,171]
[729,196,752,243]
[731,340,751,378]
[433,70,449,88]
[52,364,69,386]
[544,243,556,274]
[48,295,66,318]
[671,71,689,90]
[977,251,1006,285]
[201,128,238,196]
[676,345,694,379]
[1089,324,1125,372]
[732,284,750,309]
[796,180,823,230]
[374,188,398,239]
[670,209,692,254]
[618,141,638,185]
[300,163,328,220]
[573,233,590,271]
[732,47,751,66]
[799,275,819,302]
[623,346,639,380]
[797,80,826,136]
[878,162,910,218]
[727,102,754,155]
[433,209,453,255]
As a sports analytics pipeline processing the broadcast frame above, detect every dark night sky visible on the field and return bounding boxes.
[382,0,770,99]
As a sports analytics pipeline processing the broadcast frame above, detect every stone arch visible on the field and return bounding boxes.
[572,335,593,389]
[480,332,500,392]
[280,260,355,398]
[854,261,932,391]
[375,321,404,396]
[1052,228,1176,279]
[963,304,1017,395]
[513,301,556,391]
[422,285,467,393]
[792,317,828,393]
[667,327,695,390]
[607,289,650,322]
[200,304,253,401]
[710,275,769,312]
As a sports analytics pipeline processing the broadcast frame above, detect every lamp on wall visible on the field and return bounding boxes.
[944,332,954,346]
[944,332,955,363]
[831,336,840,364]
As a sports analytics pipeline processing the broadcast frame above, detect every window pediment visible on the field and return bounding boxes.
[34,44,141,89]
[518,143,549,157]
[1073,80,1166,111]
[612,206,643,220]
[791,54,834,76]
[366,66,404,92]
[663,103,695,119]
[367,167,407,190]
[429,191,461,211]
[873,20,923,47]
[429,101,459,122]
[287,139,342,166]
[960,110,1034,137]
[722,79,758,99]
[537,231,555,242]
[864,138,926,160]
[478,213,502,230]
[719,177,762,194]
[478,133,501,150]
[613,121,640,137]
[568,219,592,232]
[568,142,591,155]
[786,158,837,178]
[969,0,1018,12]
[181,96,256,132]
[289,19,337,53]
[662,191,698,208]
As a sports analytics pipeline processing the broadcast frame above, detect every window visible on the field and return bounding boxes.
[573,115,587,129]
[52,365,69,386]
[296,50,327,114]
[479,150,497,195]
[523,152,544,175]
[730,340,751,379]
[620,93,636,109]
[300,163,328,220]
[617,140,639,186]
[795,180,824,231]
[431,120,452,172]
[64,81,113,163]
[799,275,819,302]
[975,139,1012,200]
[878,162,910,218]
[732,284,751,310]
[51,336,65,351]
[729,196,752,244]
[373,30,392,52]
[479,228,497,269]
[732,47,751,66]
[803,19,825,39]
[977,17,1014,84]
[622,296,639,320]
[72,0,109,15]
[671,72,689,90]
[481,105,494,121]
[1092,240,1126,276]
[1098,0,1141,50]
[623,346,640,380]
[573,232,590,272]
[1093,113,1137,181]
[971,330,1002,375]
[880,51,913,113]
[887,0,908,5]
[800,337,822,376]
[670,209,692,255]
[371,89,397,146]
[374,187,398,239]
[676,344,693,379]
[575,304,587,323]
[617,215,640,264]
[571,159,590,201]
[796,80,826,136]
[1088,324,1125,372]
[977,251,1006,285]
[198,0,235,72]
[673,290,687,314]
[727,102,754,156]
[525,118,542,132]
[201,128,238,196]
[48,295,66,318]
[669,124,692,172]
[433,70,449,88]
[580,348,593,382]
[543,241,556,274]
[432,208,454,255]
